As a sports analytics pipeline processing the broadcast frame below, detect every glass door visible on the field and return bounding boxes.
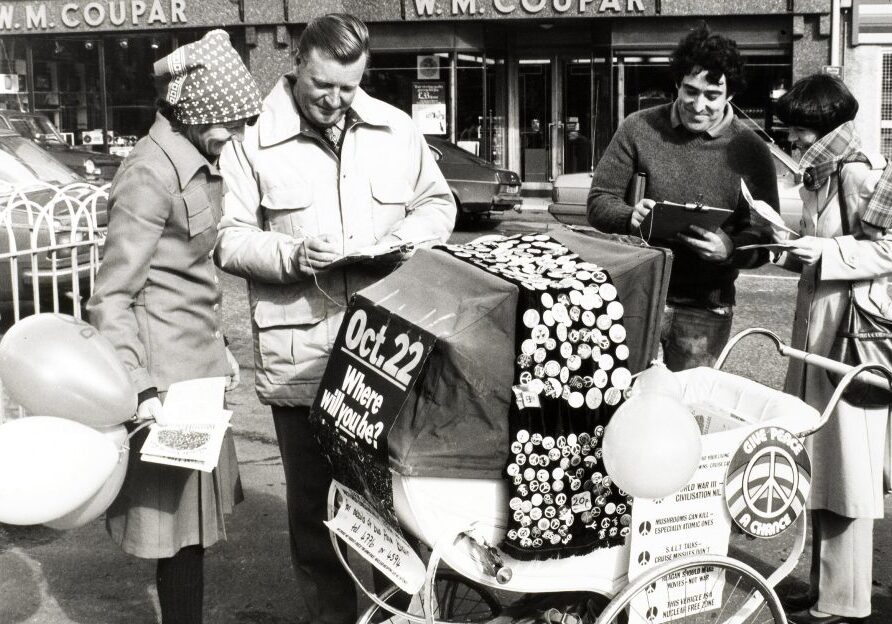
[518,58,551,183]
[562,57,596,175]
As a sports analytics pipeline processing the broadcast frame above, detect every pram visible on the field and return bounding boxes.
[318,230,892,624]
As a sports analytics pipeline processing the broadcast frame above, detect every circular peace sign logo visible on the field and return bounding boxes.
[725,426,811,538]
[742,446,799,518]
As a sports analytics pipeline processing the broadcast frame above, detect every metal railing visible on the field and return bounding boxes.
[0,181,109,422]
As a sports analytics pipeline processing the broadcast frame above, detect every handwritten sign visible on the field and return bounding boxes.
[325,481,426,594]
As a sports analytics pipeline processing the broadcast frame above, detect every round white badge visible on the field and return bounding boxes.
[609,324,626,343]
[606,301,624,320]
[599,283,617,301]
[523,309,541,328]
[585,387,603,409]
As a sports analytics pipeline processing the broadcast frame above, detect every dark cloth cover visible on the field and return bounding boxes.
[358,227,672,479]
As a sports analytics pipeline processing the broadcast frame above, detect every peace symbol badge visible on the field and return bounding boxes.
[724,426,811,538]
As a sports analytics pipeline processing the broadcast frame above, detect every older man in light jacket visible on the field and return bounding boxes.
[216,13,454,624]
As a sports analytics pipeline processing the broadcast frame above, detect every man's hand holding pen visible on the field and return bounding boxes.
[295,233,341,275]
[629,198,656,229]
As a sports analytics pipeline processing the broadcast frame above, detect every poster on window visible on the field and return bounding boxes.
[0,74,19,94]
[412,82,447,135]
[416,54,440,79]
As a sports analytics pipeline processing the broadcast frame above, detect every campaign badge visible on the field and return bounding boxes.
[724,426,811,538]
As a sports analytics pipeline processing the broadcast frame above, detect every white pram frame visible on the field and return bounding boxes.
[326,328,892,624]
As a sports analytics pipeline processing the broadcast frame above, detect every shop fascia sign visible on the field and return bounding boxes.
[411,0,647,18]
[0,1,187,32]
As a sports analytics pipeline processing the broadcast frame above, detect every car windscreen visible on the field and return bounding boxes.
[9,116,68,145]
[0,135,79,191]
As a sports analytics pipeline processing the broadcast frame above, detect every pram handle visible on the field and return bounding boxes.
[714,327,892,436]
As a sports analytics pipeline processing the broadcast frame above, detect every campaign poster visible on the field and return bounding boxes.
[309,296,436,527]
[626,428,746,623]
[412,82,447,135]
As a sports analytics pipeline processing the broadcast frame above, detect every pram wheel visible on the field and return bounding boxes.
[594,555,785,624]
[357,570,502,624]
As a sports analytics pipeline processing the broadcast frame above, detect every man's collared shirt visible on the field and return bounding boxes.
[669,99,735,138]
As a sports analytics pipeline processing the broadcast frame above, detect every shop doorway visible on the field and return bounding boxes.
[516,54,606,185]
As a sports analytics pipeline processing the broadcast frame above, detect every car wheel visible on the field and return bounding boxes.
[452,193,465,226]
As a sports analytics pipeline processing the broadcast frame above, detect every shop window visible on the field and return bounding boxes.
[105,35,176,148]
[364,52,452,138]
[882,52,892,160]
[30,39,103,149]
[732,56,791,145]
[0,38,29,113]
[445,53,506,167]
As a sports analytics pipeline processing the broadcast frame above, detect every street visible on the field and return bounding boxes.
[1,208,890,623]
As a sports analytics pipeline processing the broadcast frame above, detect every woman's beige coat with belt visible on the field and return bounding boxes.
[783,158,892,519]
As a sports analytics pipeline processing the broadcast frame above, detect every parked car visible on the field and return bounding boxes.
[426,136,522,221]
[0,110,122,183]
[548,142,803,231]
[0,129,108,321]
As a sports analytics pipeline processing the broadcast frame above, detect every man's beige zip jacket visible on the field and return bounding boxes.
[217,77,455,406]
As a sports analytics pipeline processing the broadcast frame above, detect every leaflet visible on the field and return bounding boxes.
[140,413,232,472]
[139,377,231,472]
[741,179,798,238]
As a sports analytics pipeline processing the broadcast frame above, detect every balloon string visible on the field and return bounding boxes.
[126,420,153,442]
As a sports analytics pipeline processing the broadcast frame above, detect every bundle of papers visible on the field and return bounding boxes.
[140,377,231,472]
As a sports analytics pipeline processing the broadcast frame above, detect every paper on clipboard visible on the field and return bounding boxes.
[639,200,733,241]
[327,235,440,270]
[741,179,798,237]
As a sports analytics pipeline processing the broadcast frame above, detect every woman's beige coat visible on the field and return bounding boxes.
[783,157,892,519]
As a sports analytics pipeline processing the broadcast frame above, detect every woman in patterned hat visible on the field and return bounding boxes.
[772,73,892,624]
[87,29,262,623]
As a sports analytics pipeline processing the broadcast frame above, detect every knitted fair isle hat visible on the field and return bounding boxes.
[154,29,262,125]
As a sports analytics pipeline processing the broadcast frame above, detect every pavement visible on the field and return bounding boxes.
[517,195,551,212]
[2,208,892,623]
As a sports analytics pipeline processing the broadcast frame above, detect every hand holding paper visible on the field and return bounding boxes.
[327,234,441,270]
[140,377,231,472]
[740,179,799,241]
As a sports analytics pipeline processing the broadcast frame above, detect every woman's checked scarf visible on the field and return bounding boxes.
[864,159,892,230]
[798,121,864,192]
[797,120,892,230]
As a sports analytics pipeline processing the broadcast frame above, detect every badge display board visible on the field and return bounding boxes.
[309,297,436,526]
[373,229,672,481]
[440,234,634,559]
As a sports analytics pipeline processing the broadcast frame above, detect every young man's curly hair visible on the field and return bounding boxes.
[670,23,746,96]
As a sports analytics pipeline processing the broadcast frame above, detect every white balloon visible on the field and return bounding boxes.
[0,314,136,427]
[0,417,118,525]
[602,393,702,499]
[44,424,128,530]
[632,362,683,400]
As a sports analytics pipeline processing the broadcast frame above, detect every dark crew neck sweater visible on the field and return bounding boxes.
[586,103,779,308]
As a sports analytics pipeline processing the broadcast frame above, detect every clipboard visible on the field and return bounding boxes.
[639,201,733,241]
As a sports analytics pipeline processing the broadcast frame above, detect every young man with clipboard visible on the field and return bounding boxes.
[587,24,779,371]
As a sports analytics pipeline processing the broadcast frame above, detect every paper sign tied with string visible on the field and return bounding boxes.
[325,481,426,594]
[737,179,799,250]
[140,377,232,472]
